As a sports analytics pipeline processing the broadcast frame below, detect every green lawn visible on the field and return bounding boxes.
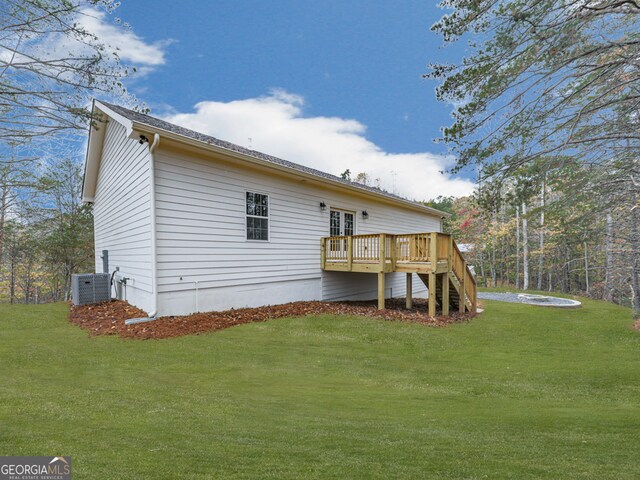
[1,296,639,479]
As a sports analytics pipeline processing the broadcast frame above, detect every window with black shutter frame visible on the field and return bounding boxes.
[246,192,269,241]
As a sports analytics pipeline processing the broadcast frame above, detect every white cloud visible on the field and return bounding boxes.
[76,8,169,68]
[6,7,170,75]
[164,90,475,200]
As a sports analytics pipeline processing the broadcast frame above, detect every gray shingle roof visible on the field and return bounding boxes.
[99,101,445,215]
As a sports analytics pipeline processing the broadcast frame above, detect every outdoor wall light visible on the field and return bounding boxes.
[362,210,369,219]
[320,202,327,211]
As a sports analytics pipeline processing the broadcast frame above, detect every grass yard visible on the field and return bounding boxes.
[1,295,639,479]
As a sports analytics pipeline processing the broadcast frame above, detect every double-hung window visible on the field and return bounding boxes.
[246,192,269,241]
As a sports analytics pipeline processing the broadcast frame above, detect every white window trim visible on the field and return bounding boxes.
[245,190,270,242]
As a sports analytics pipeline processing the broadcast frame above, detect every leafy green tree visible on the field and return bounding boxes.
[38,157,94,301]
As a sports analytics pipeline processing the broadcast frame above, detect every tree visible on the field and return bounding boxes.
[0,0,151,305]
[0,144,38,262]
[538,179,546,290]
[0,0,144,143]
[37,157,94,300]
[354,172,371,186]
[522,201,529,290]
[429,0,640,316]
[424,196,456,232]
[428,0,640,179]
[2,219,34,303]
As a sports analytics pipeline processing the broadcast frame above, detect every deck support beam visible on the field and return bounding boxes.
[428,273,436,317]
[406,273,413,309]
[378,272,385,310]
[442,273,449,316]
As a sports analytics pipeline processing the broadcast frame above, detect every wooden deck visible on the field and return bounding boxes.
[321,232,477,315]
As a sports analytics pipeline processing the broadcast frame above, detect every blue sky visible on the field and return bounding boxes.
[103,0,474,198]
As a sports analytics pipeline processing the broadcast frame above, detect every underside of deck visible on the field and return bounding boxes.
[321,232,477,315]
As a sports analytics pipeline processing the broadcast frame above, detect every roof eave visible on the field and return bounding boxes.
[128,121,449,217]
[85,101,450,217]
[82,102,136,203]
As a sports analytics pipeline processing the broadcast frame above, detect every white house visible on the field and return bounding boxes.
[83,101,475,317]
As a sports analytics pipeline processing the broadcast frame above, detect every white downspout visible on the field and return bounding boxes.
[148,133,160,317]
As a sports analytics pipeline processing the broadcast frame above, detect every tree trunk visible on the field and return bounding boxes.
[584,241,590,294]
[0,185,7,263]
[491,209,497,287]
[522,201,529,290]
[24,263,31,304]
[630,198,640,318]
[10,254,15,304]
[500,236,506,286]
[516,205,521,289]
[604,210,614,302]
[563,249,570,293]
[537,180,545,290]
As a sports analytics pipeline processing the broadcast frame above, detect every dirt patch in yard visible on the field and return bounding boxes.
[69,298,476,340]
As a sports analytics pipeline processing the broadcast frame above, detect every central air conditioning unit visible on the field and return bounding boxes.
[71,273,111,306]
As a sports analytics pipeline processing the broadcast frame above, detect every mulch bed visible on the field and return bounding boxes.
[69,298,477,340]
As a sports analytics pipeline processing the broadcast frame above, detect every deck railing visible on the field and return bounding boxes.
[322,232,459,267]
[321,232,477,311]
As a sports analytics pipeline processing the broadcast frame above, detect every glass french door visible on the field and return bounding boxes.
[330,209,354,236]
[328,209,355,257]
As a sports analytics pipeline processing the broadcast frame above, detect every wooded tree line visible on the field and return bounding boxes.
[428,157,640,311]
[0,1,139,303]
[0,155,93,303]
[428,0,640,318]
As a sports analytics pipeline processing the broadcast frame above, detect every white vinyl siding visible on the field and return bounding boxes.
[153,145,440,306]
[92,120,153,298]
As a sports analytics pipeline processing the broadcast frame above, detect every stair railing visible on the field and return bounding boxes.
[320,232,477,312]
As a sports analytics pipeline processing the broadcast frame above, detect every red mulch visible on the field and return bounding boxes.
[69,298,477,340]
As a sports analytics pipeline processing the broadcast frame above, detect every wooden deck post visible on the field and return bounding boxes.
[389,235,397,270]
[460,266,467,313]
[409,235,415,261]
[379,233,386,272]
[378,272,385,310]
[430,232,438,271]
[347,236,353,271]
[320,238,326,269]
[406,273,413,309]
[428,273,436,317]
[441,273,449,316]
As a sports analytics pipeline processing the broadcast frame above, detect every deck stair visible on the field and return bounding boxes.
[321,232,476,315]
